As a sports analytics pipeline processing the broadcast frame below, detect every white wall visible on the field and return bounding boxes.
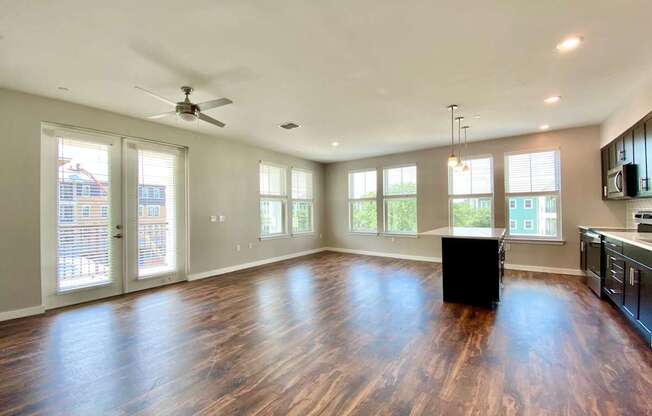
[0,88,325,314]
[601,75,652,147]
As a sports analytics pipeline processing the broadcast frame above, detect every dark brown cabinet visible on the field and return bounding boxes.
[624,264,640,319]
[605,249,625,305]
[633,123,649,196]
[602,148,609,196]
[640,263,652,334]
[601,111,652,200]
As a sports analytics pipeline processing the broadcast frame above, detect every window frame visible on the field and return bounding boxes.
[447,155,495,228]
[290,167,314,235]
[348,168,378,234]
[382,163,418,236]
[524,198,533,209]
[259,161,289,239]
[504,148,563,242]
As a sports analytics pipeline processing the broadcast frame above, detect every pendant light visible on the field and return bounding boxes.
[447,105,459,167]
[454,116,465,171]
[461,125,470,172]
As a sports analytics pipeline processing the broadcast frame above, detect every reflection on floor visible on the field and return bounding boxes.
[1,251,652,415]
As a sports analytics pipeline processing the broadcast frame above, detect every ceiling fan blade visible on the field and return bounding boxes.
[198,112,226,127]
[134,86,176,106]
[147,111,176,119]
[197,97,233,112]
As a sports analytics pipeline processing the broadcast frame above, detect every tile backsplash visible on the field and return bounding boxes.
[626,199,652,228]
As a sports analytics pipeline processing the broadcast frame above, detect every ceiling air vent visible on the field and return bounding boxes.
[280,122,300,130]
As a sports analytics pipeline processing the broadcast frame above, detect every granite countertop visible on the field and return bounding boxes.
[421,227,506,240]
[578,225,652,251]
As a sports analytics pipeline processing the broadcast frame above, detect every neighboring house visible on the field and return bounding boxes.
[58,166,169,274]
[508,197,557,236]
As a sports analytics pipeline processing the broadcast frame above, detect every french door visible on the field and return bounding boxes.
[41,126,186,309]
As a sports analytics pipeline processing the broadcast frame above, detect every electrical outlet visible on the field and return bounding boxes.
[319,233,322,239]
[391,237,395,242]
[219,215,226,223]
[248,243,253,249]
[236,244,241,252]
[209,215,217,222]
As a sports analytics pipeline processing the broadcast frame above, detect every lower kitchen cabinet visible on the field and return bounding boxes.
[616,244,652,343]
[624,263,640,319]
[636,262,652,335]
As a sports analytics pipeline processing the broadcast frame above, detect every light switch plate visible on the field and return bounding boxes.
[209,215,217,222]
[219,215,226,223]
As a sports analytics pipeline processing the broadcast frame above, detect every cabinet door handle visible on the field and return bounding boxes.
[630,268,634,285]
[580,241,584,252]
[603,186,608,197]
[642,178,649,191]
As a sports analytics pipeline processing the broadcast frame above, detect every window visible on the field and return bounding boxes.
[147,205,160,217]
[505,149,561,240]
[80,205,91,217]
[260,163,287,237]
[139,205,144,217]
[448,156,493,227]
[291,169,314,234]
[81,184,91,197]
[348,170,377,233]
[100,206,109,218]
[383,165,417,234]
[510,219,517,230]
[509,199,516,209]
[137,148,179,278]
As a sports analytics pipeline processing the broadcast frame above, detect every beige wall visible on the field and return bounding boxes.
[601,75,652,147]
[324,125,626,270]
[0,88,325,313]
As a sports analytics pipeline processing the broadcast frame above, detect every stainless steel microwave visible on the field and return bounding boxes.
[607,164,637,199]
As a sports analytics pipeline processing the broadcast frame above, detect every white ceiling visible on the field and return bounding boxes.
[2,0,652,162]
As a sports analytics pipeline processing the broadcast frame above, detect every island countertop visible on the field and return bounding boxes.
[421,227,506,240]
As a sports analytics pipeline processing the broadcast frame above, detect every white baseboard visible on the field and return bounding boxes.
[187,248,327,281]
[323,247,582,276]
[504,263,583,276]
[323,247,441,263]
[0,304,45,322]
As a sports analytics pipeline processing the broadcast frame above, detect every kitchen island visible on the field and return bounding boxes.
[422,227,506,308]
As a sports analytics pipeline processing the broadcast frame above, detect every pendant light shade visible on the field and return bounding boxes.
[461,125,470,172]
[447,105,458,167]
[454,116,464,170]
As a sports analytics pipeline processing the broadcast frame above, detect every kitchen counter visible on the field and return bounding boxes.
[422,227,506,240]
[578,226,652,251]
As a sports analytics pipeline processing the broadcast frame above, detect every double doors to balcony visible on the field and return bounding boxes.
[41,126,186,309]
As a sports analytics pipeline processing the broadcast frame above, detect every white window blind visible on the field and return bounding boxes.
[505,149,562,240]
[348,170,377,232]
[291,169,314,234]
[137,149,177,278]
[57,137,112,291]
[449,157,492,195]
[506,150,560,193]
[260,163,286,196]
[260,162,288,237]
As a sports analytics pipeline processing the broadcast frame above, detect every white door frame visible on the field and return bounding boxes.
[40,123,188,310]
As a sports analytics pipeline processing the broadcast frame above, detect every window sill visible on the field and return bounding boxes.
[291,232,316,238]
[506,238,566,246]
[349,231,379,236]
[382,233,419,239]
[259,234,291,241]
[57,280,113,294]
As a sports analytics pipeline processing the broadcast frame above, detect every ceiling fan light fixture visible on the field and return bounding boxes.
[178,111,197,122]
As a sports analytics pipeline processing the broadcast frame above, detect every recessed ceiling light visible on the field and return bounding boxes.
[544,95,561,104]
[540,124,550,130]
[58,86,69,92]
[556,35,583,52]
[331,141,340,147]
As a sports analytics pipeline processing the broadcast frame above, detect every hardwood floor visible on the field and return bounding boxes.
[1,252,652,416]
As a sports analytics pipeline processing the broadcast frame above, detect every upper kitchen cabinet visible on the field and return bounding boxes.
[618,129,634,166]
[633,123,649,196]
[601,147,609,199]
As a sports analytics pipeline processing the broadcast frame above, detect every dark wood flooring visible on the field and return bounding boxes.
[2,252,652,415]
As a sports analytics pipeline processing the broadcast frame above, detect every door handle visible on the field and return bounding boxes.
[112,233,123,239]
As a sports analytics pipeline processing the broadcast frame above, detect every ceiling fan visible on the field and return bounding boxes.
[135,85,232,127]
